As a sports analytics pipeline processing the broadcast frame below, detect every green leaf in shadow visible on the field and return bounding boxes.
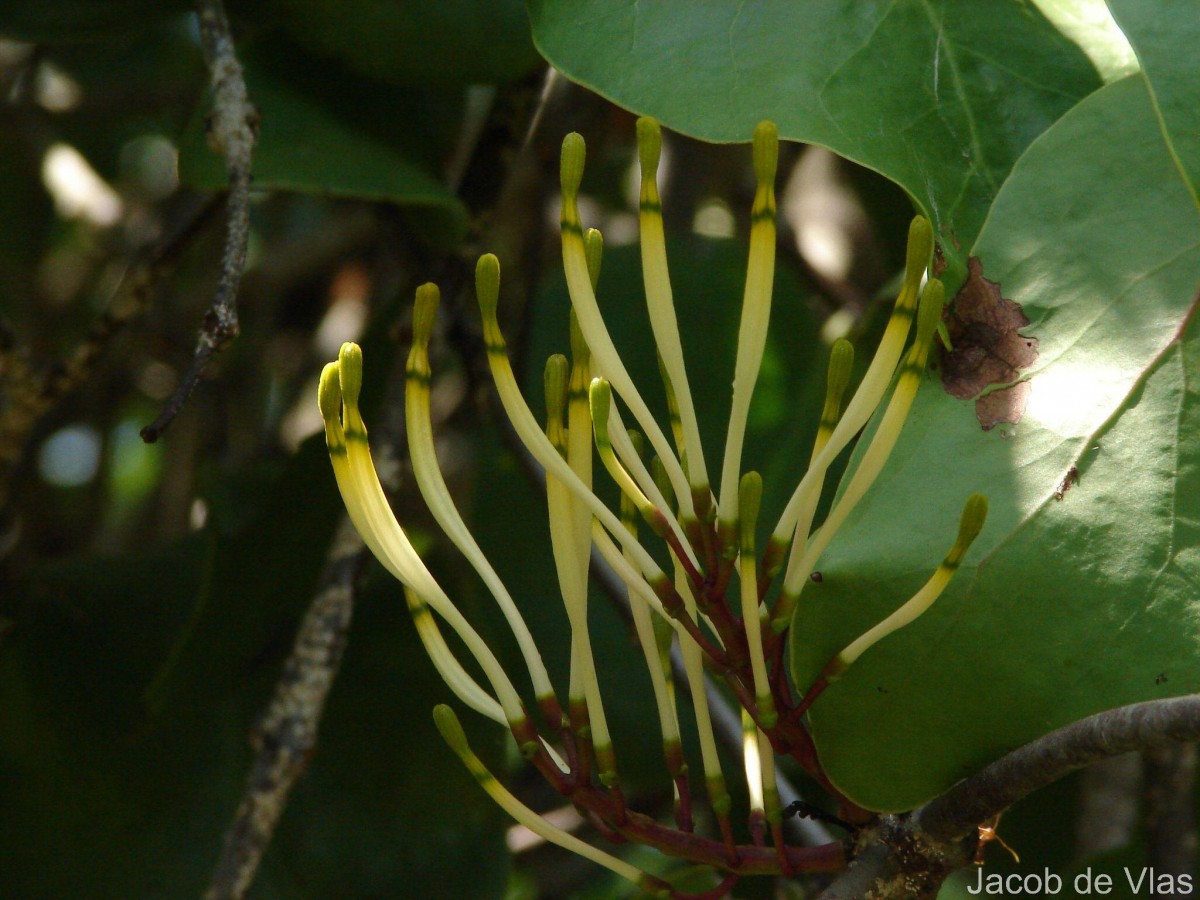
[177,47,467,244]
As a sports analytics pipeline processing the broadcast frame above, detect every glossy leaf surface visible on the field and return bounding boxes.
[792,74,1200,810]
[528,0,1103,274]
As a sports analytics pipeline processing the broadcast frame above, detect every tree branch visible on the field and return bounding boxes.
[141,0,256,443]
[811,694,1200,899]
[204,518,362,900]
[918,693,1200,842]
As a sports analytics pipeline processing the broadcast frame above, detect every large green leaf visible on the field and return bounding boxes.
[177,47,467,243]
[528,0,1102,274]
[1105,0,1200,205]
[1031,0,1138,82]
[790,73,1200,810]
[231,0,541,88]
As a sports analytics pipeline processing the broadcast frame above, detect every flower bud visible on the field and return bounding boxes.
[338,342,364,409]
[476,253,501,321]
[752,121,779,187]
[636,116,662,178]
[433,703,470,756]
[412,283,440,349]
[318,362,342,424]
[560,132,586,199]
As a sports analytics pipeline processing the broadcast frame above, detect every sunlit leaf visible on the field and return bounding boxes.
[791,74,1200,811]
[1106,0,1200,206]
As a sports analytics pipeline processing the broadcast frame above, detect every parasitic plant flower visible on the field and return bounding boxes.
[317,118,988,895]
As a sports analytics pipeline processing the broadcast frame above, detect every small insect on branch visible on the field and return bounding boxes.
[1054,465,1079,501]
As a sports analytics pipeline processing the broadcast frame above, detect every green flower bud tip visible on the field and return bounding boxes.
[711,792,733,817]
[568,309,590,365]
[905,215,934,286]
[412,282,440,347]
[626,428,644,458]
[827,338,854,400]
[651,456,674,507]
[936,320,954,351]
[752,120,779,186]
[475,253,501,319]
[584,227,603,291]
[338,342,364,408]
[636,116,662,176]
[318,362,342,424]
[543,354,569,421]
[588,377,612,437]
[738,471,762,550]
[432,704,470,757]
[916,277,946,345]
[957,492,989,546]
[560,132,586,199]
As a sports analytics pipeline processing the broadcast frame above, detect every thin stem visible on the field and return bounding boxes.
[142,0,256,442]
[716,123,778,548]
[559,134,695,520]
[407,284,558,707]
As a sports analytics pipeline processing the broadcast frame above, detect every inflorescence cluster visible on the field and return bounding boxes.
[317,118,987,897]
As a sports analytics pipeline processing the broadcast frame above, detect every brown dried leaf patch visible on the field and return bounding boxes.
[939,257,1038,430]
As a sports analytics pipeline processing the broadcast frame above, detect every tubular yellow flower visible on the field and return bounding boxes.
[563,314,597,725]
[832,493,989,674]
[637,117,712,515]
[433,705,669,896]
[559,133,697,527]
[769,215,933,555]
[774,277,947,629]
[406,283,558,712]
[474,253,668,588]
[316,117,986,891]
[545,356,618,785]
[717,122,779,553]
[318,348,527,727]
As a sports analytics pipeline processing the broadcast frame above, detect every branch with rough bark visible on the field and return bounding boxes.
[205,518,362,900]
[918,694,1200,842]
[814,693,1200,899]
[142,0,256,443]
